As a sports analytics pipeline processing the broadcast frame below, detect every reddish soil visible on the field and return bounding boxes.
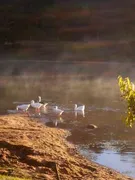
[0,114,134,180]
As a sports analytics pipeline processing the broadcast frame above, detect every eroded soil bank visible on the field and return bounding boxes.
[0,114,133,180]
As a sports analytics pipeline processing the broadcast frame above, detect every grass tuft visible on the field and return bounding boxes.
[0,175,31,180]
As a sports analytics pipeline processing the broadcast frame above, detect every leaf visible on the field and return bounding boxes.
[118,75,135,127]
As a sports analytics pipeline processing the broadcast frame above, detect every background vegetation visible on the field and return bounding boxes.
[1,0,135,62]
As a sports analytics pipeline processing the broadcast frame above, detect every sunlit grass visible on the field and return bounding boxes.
[0,175,31,180]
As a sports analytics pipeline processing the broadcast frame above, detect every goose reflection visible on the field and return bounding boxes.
[54,116,64,126]
[41,106,48,114]
[46,117,64,127]
[75,110,85,118]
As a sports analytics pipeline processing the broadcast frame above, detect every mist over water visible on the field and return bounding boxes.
[1,61,135,100]
[0,60,134,113]
[0,60,122,110]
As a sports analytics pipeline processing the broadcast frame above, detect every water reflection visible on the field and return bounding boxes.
[2,61,135,178]
[75,110,85,118]
[78,140,135,178]
[95,149,135,178]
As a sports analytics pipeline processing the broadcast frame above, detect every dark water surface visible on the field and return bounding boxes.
[1,61,135,178]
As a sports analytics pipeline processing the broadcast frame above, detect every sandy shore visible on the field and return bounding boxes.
[0,114,134,180]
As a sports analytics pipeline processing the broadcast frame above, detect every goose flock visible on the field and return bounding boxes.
[14,96,85,117]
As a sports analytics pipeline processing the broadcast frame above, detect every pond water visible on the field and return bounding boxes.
[1,60,135,178]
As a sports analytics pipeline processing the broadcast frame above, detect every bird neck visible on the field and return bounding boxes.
[75,104,77,109]
[38,96,41,102]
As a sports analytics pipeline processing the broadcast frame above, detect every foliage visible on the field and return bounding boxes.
[118,75,135,127]
[0,175,31,180]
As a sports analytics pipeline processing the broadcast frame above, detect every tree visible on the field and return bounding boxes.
[118,75,135,127]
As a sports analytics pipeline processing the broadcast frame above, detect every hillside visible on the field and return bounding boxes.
[0,0,135,42]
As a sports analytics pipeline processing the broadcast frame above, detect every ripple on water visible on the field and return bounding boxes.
[88,106,121,112]
[78,140,135,178]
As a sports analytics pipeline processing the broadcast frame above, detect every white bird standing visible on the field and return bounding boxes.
[30,100,44,113]
[53,106,64,116]
[74,104,85,111]
[16,104,30,114]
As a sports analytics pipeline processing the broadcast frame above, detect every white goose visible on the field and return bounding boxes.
[30,100,44,113]
[16,104,30,113]
[53,106,64,116]
[74,104,85,111]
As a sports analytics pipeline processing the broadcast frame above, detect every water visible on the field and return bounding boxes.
[79,144,135,177]
[65,108,135,178]
[1,60,135,178]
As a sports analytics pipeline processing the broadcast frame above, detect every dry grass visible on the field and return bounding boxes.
[0,175,31,180]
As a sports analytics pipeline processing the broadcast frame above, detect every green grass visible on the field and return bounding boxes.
[0,175,31,180]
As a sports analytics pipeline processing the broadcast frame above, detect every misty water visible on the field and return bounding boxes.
[1,60,135,178]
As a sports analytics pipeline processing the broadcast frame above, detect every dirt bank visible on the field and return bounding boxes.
[0,114,133,180]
